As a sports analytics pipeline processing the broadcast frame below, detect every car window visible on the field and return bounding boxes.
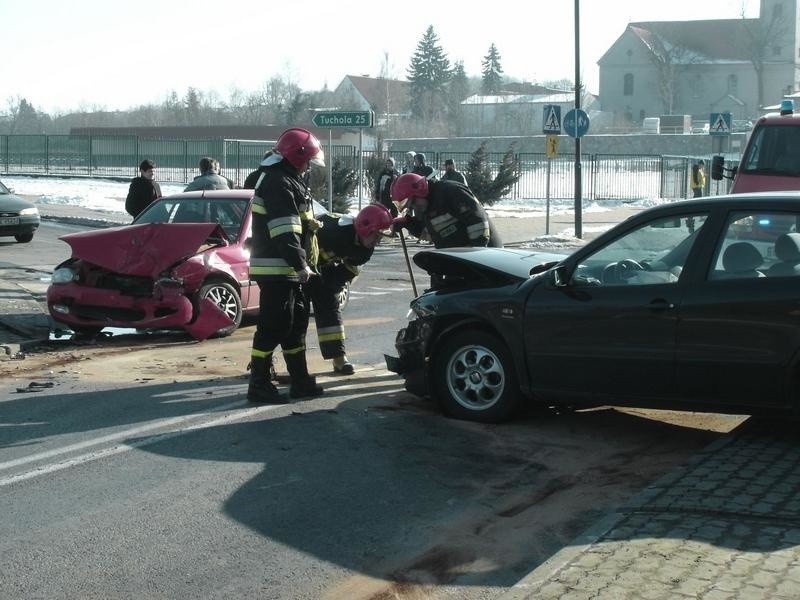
[572,213,708,287]
[136,198,248,242]
[709,211,800,280]
[0,181,9,194]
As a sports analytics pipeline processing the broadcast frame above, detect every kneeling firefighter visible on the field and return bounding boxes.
[306,203,394,375]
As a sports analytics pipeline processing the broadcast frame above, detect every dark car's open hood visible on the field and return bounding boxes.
[413,247,565,283]
[60,223,227,277]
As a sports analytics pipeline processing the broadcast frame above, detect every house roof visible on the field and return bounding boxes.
[600,18,761,64]
[462,92,575,105]
[68,125,351,141]
[339,75,411,114]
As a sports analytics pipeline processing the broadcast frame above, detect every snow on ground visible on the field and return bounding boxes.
[2,174,669,220]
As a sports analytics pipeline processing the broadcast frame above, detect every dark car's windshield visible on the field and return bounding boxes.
[136,198,249,242]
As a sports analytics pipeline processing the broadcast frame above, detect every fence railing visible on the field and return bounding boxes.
[0,134,723,201]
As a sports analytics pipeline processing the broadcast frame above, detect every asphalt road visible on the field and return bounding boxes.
[0,223,745,599]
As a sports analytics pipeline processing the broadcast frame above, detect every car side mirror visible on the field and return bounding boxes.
[550,265,568,287]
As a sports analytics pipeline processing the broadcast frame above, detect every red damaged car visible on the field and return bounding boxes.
[47,190,258,340]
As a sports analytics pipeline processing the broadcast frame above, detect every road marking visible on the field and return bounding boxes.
[0,398,284,488]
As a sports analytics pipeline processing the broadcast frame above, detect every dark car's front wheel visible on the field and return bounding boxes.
[15,232,34,243]
[432,329,520,423]
[198,281,242,337]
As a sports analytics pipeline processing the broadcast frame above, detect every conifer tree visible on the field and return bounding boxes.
[407,25,452,121]
[481,43,504,95]
[464,142,520,206]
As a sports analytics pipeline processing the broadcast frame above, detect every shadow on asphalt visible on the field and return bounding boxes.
[5,371,795,592]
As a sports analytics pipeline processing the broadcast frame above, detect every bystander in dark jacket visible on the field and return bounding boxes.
[412,153,436,181]
[441,159,467,185]
[373,157,400,216]
[125,159,162,218]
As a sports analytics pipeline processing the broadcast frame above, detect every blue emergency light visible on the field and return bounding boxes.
[780,99,795,115]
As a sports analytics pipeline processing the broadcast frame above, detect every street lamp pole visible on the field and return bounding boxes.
[574,0,583,239]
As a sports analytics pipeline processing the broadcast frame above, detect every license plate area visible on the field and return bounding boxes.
[0,217,19,225]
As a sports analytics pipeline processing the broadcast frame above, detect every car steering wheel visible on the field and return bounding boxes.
[602,259,646,283]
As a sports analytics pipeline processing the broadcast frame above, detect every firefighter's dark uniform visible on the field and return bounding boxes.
[306,213,374,359]
[249,160,319,386]
[404,180,503,248]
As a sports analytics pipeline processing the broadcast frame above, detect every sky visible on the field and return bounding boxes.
[1,0,760,115]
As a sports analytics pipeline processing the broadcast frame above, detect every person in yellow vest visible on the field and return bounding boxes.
[691,160,706,197]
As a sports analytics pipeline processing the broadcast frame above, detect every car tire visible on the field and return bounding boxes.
[432,329,520,423]
[198,281,242,337]
[15,233,33,243]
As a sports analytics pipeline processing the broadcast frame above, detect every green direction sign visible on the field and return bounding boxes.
[312,111,374,128]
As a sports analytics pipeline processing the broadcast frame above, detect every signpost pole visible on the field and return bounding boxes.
[546,159,551,235]
[358,128,364,210]
[327,130,333,211]
[574,0,583,240]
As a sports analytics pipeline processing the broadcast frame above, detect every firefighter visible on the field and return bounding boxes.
[247,128,326,404]
[389,172,502,248]
[307,204,393,375]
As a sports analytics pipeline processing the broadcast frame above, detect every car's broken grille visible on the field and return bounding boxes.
[72,305,146,321]
[92,273,154,296]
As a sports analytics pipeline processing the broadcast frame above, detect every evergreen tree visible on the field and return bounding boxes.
[481,43,504,94]
[407,25,452,121]
[464,142,520,206]
[446,61,471,135]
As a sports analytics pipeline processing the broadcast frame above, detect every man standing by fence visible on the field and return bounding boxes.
[125,159,162,218]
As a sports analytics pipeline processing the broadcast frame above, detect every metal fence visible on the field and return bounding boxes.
[0,134,719,201]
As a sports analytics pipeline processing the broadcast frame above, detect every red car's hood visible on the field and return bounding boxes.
[60,223,227,277]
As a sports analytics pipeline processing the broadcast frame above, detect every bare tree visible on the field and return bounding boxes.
[740,3,790,109]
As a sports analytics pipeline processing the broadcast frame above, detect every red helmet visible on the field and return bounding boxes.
[354,204,393,238]
[274,128,325,169]
[390,173,428,204]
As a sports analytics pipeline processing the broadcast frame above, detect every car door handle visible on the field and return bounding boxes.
[648,299,675,310]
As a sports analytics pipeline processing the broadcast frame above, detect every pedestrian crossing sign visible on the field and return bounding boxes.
[709,112,731,136]
[543,104,561,134]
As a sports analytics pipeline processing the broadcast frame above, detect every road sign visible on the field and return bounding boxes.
[546,135,559,159]
[312,111,374,128]
[563,108,590,138]
[543,105,561,134]
[709,112,732,136]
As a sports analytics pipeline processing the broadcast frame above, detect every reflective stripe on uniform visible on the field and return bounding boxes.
[283,344,306,356]
[251,348,273,359]
[317,325,345,342]
[268,215,302,237]
[252,196,267,215]
[429,213,458,232]
[467,221,489,239]
[249,257,296,277]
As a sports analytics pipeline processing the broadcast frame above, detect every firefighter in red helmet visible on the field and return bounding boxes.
[305,204,393,375]
[390,173,502,248]
[247,127,326,403]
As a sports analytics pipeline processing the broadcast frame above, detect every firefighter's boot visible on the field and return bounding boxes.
[247,358,287,404]
[285,352,324,399]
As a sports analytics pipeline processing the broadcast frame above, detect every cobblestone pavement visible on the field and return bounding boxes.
[501,418,800,599]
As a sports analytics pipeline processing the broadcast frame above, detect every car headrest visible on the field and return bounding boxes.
[774,233,800,262]
[722,242,762,272]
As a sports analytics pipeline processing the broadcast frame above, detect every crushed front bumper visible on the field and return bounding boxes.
[384,319,432,398]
